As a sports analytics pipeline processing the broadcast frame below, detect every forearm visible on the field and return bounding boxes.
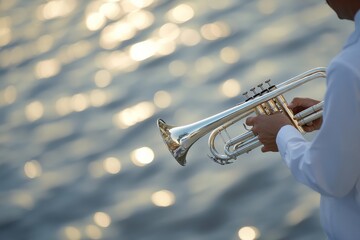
[276,125,335,196]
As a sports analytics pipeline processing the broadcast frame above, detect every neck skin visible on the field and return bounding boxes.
[327,0,360,20]
[348,7,360,20]
[343,3,360,20]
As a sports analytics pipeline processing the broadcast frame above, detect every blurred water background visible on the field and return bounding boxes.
[0,0,355,239]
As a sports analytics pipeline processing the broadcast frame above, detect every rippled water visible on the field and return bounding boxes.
[0,0,354,239]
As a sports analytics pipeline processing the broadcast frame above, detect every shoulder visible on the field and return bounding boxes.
[328,34,360,78]
[328,52,360,83]
[326,56,360,94]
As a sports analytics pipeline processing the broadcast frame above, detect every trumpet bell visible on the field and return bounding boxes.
[157,119,189,166]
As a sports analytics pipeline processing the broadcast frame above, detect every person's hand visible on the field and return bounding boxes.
[288,97,322,132]
[246,113,292,152]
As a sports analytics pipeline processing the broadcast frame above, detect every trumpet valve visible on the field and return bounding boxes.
[242,91,251,101]
[257,83,264,91]
[266,79,277,92]
[265,79,271,86]
[250,87,257,95]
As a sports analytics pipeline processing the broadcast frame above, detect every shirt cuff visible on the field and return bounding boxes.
[276,125,304,159]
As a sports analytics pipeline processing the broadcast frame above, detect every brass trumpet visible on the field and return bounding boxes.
[157,67,326,166]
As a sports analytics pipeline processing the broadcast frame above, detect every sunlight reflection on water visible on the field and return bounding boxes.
[0,0,353,239]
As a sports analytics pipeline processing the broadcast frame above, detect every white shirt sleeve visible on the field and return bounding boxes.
[276,61,360,198]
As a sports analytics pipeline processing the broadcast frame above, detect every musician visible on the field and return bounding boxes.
[246,0,360,239]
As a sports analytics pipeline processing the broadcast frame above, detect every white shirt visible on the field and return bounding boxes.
[276,11,360,240]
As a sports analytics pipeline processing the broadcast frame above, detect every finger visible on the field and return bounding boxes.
[287,102,295,109]
[252,128,258,136]
[288,97,302,109]
[245,117,255,126]
[303,122,314,132]
[305,122,313,127]
[261,146,269,153]
[303,125,315,132]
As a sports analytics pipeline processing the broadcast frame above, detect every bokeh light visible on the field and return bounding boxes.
[99,21,137,49]
[86,12,106,31]
[179,28,201,46]
[151,190,176,207]
[129,0,155,9]
[55,97,72,116]
[99,2,122,20]
[130,147,155,166]
[36,35,54,54]
[93,212,111,228]
[25,101,44,122]
[220,47,241,64]
[153,91,172,109]
[2,85,17,105]
[126,10,154,30]
[24,160,42,179]
[85,225,103,240]
[114,101,156,129]
[167,4,195,24]
[200,21,230,41]
[129,40,157,61]
[238,226,260,240]
[0,17,12,47]
[71,93,89,112]
[168,60,187,77]
[63,226,81,240]
[37,0,77,21]
[103,157,122,174]
[94,70,112,88]
[220,79,242,98]
[35,59,61,79]
[158,23,180,40]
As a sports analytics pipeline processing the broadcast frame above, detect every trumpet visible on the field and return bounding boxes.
[157,67,326,166]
